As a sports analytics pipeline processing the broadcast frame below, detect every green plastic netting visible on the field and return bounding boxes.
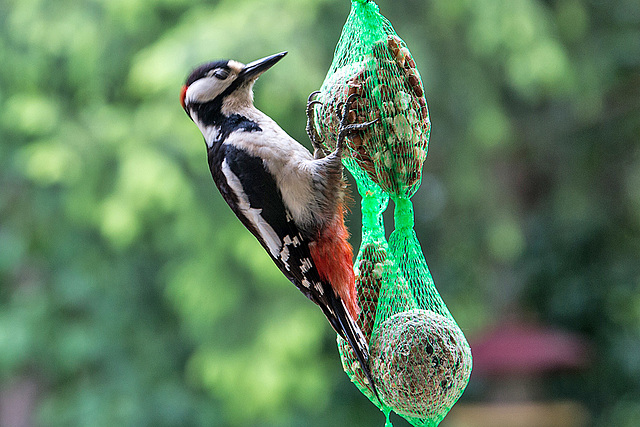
[312,1,472,426]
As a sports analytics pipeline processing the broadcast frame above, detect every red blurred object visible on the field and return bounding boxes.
[471,321,591,376]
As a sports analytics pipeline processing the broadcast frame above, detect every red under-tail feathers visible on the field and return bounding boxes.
[309,207,359,320]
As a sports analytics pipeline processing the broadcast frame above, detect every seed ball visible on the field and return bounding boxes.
[370,309,472,420]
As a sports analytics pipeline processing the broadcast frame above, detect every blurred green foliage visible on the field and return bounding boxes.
[0,0,639,425]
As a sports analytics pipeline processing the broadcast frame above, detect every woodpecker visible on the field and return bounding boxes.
[180,52,378,395]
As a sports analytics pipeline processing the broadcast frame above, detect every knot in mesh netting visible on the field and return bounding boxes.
[314,1,472,426]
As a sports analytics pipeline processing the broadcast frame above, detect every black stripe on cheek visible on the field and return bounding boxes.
[194,101,262,141]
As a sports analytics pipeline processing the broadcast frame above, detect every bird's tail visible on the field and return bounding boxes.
[325,288,380,402]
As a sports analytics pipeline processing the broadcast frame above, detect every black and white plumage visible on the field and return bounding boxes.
[180,52,378,396]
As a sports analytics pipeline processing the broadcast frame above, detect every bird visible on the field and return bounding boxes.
[180,51,378,395]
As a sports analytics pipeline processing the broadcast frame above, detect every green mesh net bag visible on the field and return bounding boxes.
[313,1,472,426]
[313,1,430,198]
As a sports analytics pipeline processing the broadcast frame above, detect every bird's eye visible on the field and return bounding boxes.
[210,68,229,79]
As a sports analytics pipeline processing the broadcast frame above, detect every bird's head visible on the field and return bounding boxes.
[180,51,287,121]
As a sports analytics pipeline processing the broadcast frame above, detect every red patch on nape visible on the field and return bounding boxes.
[180,85,188,110]
[309,210,359,320]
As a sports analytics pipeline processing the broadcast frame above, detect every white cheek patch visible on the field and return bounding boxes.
[186,77,229,104]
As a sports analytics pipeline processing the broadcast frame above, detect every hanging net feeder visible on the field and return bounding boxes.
[312,1,472,426]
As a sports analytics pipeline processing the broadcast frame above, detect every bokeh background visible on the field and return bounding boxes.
[1,0,639,425]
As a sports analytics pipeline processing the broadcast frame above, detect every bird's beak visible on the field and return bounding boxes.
[240,51,287,80]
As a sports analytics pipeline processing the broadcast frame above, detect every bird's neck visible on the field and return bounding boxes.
[195,103,263,149]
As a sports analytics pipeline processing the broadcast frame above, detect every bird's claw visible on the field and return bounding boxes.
[306,90,326,159]
[335,94,378,155]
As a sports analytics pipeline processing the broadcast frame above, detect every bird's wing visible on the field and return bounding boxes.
[208,143,376,394]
